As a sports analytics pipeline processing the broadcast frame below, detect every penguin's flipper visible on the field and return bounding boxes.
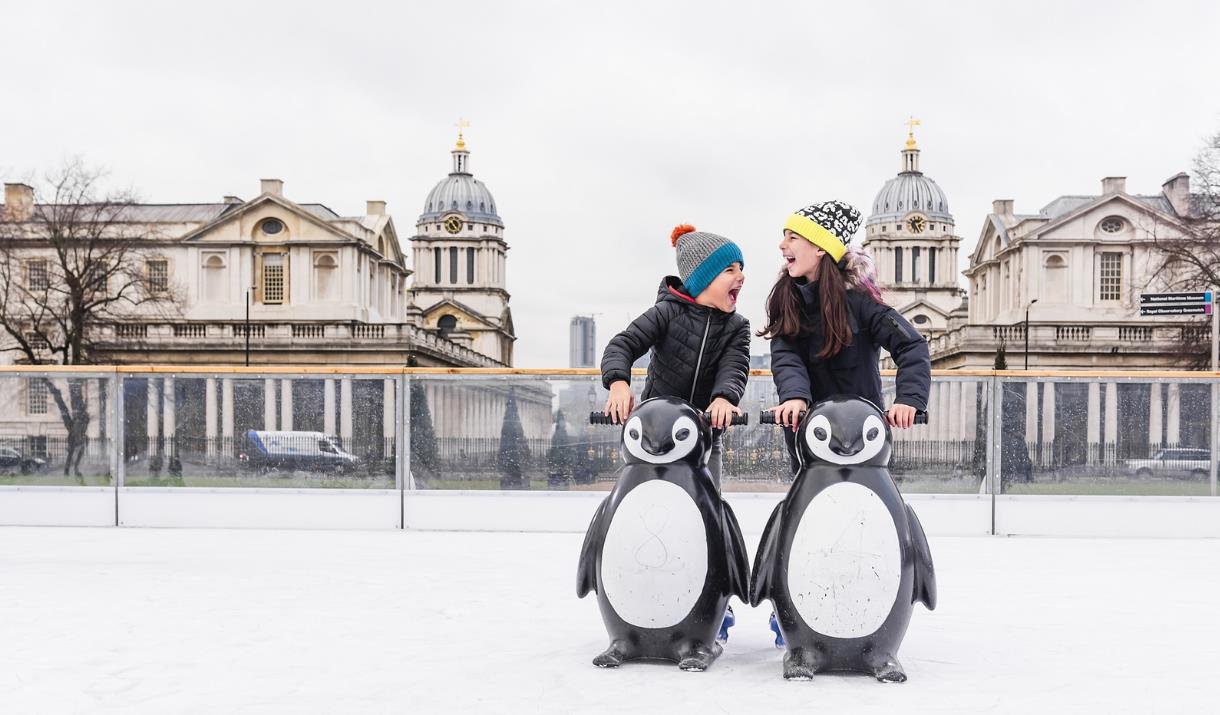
[577,497,609,598]
[905,503,937,610]
[749,501,784,607]
[720,500,751,602]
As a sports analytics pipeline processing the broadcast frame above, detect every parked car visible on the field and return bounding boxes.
[238,431,360,474]
[0,447,47,475]
[1124,448,1212,480]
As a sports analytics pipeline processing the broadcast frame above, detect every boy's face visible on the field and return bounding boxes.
[695,262,745,312]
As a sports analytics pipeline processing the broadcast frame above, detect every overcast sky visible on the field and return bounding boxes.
[4,0,1220,366]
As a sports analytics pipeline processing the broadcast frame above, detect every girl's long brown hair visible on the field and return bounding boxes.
[759,253,853,359]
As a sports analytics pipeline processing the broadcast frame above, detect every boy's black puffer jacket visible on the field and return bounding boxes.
[601,277,751,408]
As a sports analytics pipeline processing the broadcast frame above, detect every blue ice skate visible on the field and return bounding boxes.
[717,605,735,643]
[769,611,784,648]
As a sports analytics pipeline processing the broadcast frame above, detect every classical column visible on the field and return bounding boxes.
[1041,382,1056,464]
[947,381,962,442]
[264,378,277,431]
[1024,381,1039,448]
[340,378,353,446]
[1104,382,1118,464]
[1149,383,1163,451]
[146,379,160,456]
[162,377,176,454]
[383,378,395,447]
[221,378,234,457]
[1086,382,1101,464]
[1166,383,1181,445]
[85,380,101,442]
[280,378,293,431]
[205,377,218,461]
[323,379,337,436]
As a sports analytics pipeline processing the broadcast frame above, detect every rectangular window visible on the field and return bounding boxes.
[145,259,168,294]
[27,378,48,415]
[912,247,921,283]
[928,247,937,284]
[467,248,475,284]
[26,260,48,291]
[434,249,442,284]
[894,248,904,284]
[449,247,458,284]
[262,254,285,304]
[1099,252,1122,301]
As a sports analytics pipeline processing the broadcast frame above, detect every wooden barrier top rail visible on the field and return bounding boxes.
[0,366,1218,379]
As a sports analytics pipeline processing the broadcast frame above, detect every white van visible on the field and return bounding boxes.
[240,430,360,473]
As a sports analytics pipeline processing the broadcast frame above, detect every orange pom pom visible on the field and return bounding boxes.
[671,224,696,247]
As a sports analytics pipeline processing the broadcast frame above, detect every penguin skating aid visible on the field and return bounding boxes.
[752,397,937,681]
[577,397,750,671]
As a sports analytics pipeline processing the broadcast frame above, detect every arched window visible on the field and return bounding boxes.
[1045,253,1068,303]
[202,254,227,302]
[437,314,458,338]
[313,252,338,301]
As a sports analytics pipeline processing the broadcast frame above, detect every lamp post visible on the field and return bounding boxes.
[1024,298,1038,370]
[245,289,253,367]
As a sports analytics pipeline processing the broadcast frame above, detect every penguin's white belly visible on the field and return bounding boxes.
[600,480,709,628]
[786,481,902,638]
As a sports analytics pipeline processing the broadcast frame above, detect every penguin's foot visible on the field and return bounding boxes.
[592,640,632,668]
[867,654,907,683]
[782,647,823,681]
[677,641,723,672]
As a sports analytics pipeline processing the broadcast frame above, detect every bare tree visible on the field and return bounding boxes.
[0,160,173,478]
[1152,130,1220,367]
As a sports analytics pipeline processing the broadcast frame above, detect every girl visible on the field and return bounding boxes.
[762,200,930,463]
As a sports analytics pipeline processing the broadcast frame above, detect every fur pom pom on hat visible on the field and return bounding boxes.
[670,224,744,298]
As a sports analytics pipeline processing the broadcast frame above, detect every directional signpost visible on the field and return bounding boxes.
[1140,291,1219,496]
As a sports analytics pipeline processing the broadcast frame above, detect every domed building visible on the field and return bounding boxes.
[409,129,516,365]
[862,124,965,338]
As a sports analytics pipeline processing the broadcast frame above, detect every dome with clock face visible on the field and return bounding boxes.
[867,131,953,228]
[418,133,503,229]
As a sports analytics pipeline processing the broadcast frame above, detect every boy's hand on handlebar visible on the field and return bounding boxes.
[603,381,635,425]
[770,399,807,431]
[886,403,917,429]
[706,397,742,429]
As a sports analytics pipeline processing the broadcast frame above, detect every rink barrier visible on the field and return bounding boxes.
[0,367,1218,535]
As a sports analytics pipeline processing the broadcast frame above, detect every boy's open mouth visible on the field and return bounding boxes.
[728,288,740,303]
[784,255,795,265]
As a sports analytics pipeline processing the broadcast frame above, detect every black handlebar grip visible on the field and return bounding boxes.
[759,409,929,425]
[590,411,750,426]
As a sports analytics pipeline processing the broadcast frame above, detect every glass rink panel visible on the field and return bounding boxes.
[995,377,1217,497]
[0,373,115,487]
[120,373,398,489]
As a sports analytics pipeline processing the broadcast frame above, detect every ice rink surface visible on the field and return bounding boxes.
[2,526,1217,714]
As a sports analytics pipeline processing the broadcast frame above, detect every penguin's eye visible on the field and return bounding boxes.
[674,428,690,441]
[628,429,640,440]
[866,427,879,441]
[813,427,828,441]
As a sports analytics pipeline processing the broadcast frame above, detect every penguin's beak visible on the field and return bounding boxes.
[831,434,864,457]
[642,435,674,456]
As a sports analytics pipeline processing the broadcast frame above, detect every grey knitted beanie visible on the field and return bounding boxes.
[671,224,745,297]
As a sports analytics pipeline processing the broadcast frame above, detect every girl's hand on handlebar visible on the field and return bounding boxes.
[706,397,742,429]
[603,381,635,425]
[769,399,807,432]
[886,403,917,429]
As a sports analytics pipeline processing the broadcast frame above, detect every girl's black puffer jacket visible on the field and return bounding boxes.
[601,277,751,408]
